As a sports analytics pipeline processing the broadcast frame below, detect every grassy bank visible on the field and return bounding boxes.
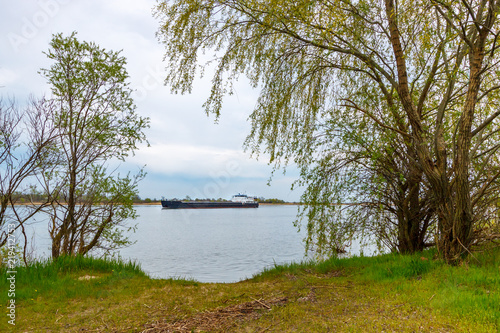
[1,248,499,332]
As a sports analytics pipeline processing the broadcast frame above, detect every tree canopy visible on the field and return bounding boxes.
[39,32,149,258]
[155,0,500,262]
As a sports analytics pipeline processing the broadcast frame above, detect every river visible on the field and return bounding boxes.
[119,204,307,282]
[21,204,373,283]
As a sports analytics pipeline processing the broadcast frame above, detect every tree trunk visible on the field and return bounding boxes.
[397,161,428,253]
[442,55,483,263]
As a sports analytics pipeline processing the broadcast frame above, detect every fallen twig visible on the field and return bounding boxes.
[249,296,271,309]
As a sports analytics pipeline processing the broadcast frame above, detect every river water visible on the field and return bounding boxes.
[23,205,307,283]
[119,205,307,282]
[21,204,373,283]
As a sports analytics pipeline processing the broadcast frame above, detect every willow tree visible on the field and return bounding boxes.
[155,0,500,262]
[298,95,436,256]
[39,33,149,258]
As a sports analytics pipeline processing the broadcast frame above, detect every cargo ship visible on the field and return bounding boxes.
[161,194,259,209]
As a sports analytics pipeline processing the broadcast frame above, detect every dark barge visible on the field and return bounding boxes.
[161,194,259,209]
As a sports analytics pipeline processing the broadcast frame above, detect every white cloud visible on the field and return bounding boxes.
[130,143,271,179]
[0,0,303,202]
[0,68,19,86]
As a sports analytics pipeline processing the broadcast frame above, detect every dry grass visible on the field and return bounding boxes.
[142,296,288,332]
[3,251,499,332]
[10,271,492,332]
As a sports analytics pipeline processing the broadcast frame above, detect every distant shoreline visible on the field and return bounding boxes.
[13,202,301,206]
[142,202,301,206]
[258,202,301,206]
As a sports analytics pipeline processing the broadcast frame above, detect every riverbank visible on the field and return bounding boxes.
[13,201,300,206]
[1,249,499,332]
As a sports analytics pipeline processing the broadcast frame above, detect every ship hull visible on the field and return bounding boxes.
[161,200,259,209]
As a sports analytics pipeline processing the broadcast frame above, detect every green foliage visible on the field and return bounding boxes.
[40,32,148,161]
[155,0,500,262]
[38,32,150,258]
[0,242,24,268]
[256,197,287,204]
[153,0,435,256]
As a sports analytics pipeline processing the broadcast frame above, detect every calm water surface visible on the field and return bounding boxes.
[25,205,307,283]
[24,204,375,283]
[119,205,306,282]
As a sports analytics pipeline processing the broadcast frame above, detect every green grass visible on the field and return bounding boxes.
[1,248,500,332]
[0,255,146,304]
[253,248,500,331]
[254,249,438,281]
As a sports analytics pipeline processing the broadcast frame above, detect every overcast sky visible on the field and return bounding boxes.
[0,0,302,202]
